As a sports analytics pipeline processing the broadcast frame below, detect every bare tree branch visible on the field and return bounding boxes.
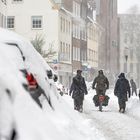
[31,35,56,61]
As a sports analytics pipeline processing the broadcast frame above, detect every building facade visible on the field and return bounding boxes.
[6,0,72,88]
[96,0,119,81]
[118,14,140,86]
[3,0,100,86]
[86,21,99,81]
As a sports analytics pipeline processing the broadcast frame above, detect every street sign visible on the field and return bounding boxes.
[53,59,58,64]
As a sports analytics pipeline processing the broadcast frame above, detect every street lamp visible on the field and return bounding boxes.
[125,55,128,73]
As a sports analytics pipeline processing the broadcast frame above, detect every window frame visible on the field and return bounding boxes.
[31,16,43,30]
[7,16,15,29]
[12,0,23,4]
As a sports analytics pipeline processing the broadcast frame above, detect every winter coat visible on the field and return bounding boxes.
[70,75,87,99]
[92,74,109,90]
[114,75,130,101]
[130,80,137,90]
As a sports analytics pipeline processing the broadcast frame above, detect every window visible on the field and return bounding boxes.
[60,42,62,52]
[60,17,71,35]
[73,47,80,61]
[60,17,63,32]
[73,1,80,17]
[69,44,71,60]
[66,20,68,33]
[32,16,42,29]
[73,46,76,60]
[7,16,15,29]
[13,0,22,2]
[63,19,66,32]
[82,50,87,61]
[68,22,70,34]
[81,27,86,41]
[73,24,75,37]
[73,24,80,39]
[59,42,71,62]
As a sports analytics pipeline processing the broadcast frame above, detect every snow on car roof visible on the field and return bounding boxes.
[0,28,104,140]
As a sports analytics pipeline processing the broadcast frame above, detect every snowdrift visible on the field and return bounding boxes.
[0,28,102,140]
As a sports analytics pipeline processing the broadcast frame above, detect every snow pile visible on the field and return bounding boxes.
[80,85,140,140]
[0,28,104,140]
[127,96,140,118]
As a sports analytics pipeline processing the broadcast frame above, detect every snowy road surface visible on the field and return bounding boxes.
[82,89,140,140]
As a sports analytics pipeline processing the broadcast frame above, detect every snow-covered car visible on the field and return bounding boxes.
[55,82,68,96]
[0,28,104,140]
[0,28,60,140]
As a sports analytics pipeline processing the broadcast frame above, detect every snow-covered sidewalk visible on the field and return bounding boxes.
[64,89,140,140]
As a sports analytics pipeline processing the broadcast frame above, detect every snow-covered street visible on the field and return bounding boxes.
[63,88,140,140]
[65,88,140,140]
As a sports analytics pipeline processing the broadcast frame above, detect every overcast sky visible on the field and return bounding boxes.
[118,0,140,13]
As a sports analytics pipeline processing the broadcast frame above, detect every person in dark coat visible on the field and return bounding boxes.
[114,73,131,113]
[92,70,109,95]
[130,79,137,96]
[69,70,88,112]
[138,90,140,100]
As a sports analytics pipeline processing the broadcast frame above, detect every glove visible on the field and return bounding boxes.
[85,91,88,95]
[69,91,71,96]
[106,87,109,90]
[92,87,95,89]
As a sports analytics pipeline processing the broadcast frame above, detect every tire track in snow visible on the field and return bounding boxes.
[83,111,122,140]
[83,110,140,140]
[83,90,140,140]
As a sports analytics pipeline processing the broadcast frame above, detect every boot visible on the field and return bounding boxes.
[122,108,125,113]
[79,105,83,113]
[119,108,121,112]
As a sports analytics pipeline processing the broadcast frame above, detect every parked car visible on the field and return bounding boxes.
[55,81,67,96]
[0,28,60,140]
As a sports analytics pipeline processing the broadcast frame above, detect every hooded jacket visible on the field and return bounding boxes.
[92,72,109,90]
[114,73,130,101]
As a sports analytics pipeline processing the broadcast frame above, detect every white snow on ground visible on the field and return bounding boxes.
[64,82,140,140]
[0,28,105,140]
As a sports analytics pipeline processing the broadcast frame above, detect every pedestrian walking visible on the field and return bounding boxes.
[92,70,109,95]
[92,70,110,108]
[114,73,131,113]
[130,79,137,96]
[69,70,88,112]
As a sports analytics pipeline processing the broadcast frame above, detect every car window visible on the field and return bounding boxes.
[3,43,25,70]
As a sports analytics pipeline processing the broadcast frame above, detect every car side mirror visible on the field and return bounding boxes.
[53,74,58,82]
[46,70,53,79]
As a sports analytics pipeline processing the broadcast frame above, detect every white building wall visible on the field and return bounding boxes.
[7,0,59,57]
[87,22,99,69]
[119,15,138,82]
[57,11,72,88]
[0,0,7,27]
[6,0,73,87]
[58,11,72,64]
